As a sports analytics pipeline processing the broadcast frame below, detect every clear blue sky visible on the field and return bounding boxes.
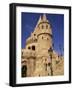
[21,12,64,56]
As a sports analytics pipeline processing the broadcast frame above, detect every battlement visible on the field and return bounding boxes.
[22,49,36,58]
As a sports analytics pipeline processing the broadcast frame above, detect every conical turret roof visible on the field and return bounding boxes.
[33,14,52,37]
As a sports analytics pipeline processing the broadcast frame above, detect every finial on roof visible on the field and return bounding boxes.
[42,14,47,21]
[35,14,48,29]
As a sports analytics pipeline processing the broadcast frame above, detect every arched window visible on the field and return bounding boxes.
[45,64,47,71]
[45,59,47,61]
[46,25,48,29]
[34,34,36,36]
[32,46,35,50]
[28,46,31,49]
[21,65,27,77]
[42,36,43,39]
[48,63,51,66]
[42,25,44,29]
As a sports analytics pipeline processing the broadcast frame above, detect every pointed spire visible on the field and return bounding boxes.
[35,14,48,29]
[37,14,47,25]
[43,14,47,21]
[37,16,41,25]
[35,16,41,29]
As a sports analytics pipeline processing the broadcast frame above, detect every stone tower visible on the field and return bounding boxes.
[21,14,64,77]
[36,14,52,55]
[32,14,53,76]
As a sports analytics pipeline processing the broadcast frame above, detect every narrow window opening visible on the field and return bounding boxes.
[22,52,23,55]
[32,46,35,50]
[48,63,51,66]
[46,25,48,29]
[45,64,47,71]
[34,34,36,36]
[42,25,44,29]
[28,46,31,49]
[42,36,43,39]
[22,65,27,77]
